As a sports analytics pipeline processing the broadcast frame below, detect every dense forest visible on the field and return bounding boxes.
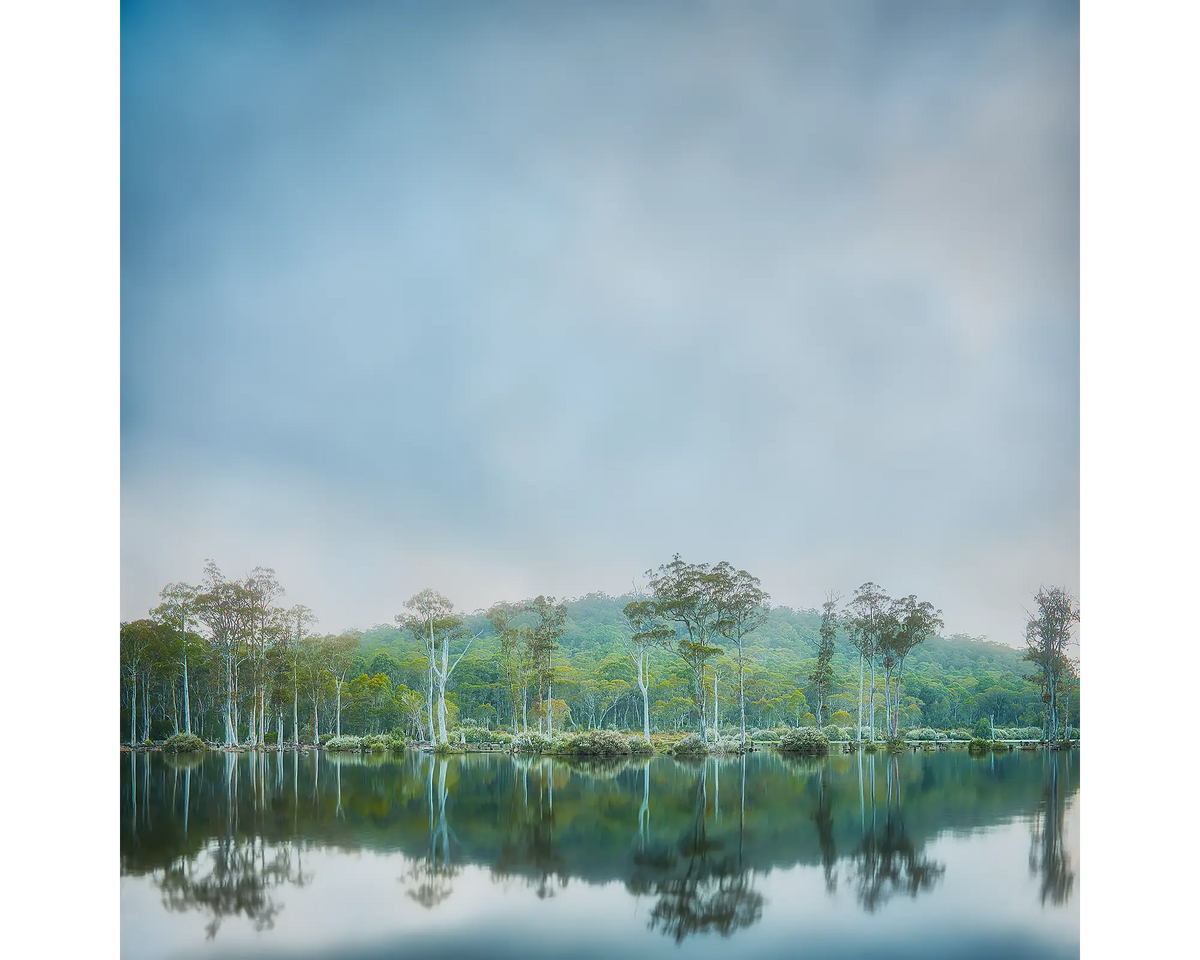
[119,559,1080,747]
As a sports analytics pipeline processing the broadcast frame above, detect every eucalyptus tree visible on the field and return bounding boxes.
[400,589,483,745]
[152,582,200,735]
[884,596,943,736]
[645,556,727,742]
[194,562,253,745]
[487,601,527,732]
[324,631,362,737]
[1022,587,1079,742]
[120,619,157,743]
[243,567,286,746]
[526,596,566,737]
[809,591,841,728]
[286,604,317,745]
[299,634,330,744]
[713,563,770,745]
[622,599,674,743]
[846,582,890,741]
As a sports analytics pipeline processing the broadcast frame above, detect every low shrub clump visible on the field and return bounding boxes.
[884,736,906,753]
[361,733,405,751]
[513,732,553,753]
[162,733,206,754]
[707,736,744,755]
[324,735,364,752]
[671,733,709,756]
[749,728,779,742]
[906,728,943,741]
[967,738,990,755]
[862,740,879,753]
[778,728,830,755]
[947,730,972,741]
[822,725,850,741]
[559,729,632,756]
[627,736,655,755]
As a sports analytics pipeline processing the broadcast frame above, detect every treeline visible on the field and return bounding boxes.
[119,556,1079,746]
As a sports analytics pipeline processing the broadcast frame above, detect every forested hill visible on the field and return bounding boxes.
[352,592,1047,730]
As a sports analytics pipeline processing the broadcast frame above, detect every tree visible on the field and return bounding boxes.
[878,595,943,737]
[846,583,890,742]
[646,556,727,742]
[324,631,361,737]
[1022,587,1079,742]
[286,605,317,744]
[809,591,841,728]
[622,599,674,743]
[193,562,252,746]
[120,619,156,743]
[488,601,528,733]
[714,564,770,745]
[152,582,200,735]
[526,596,566,737]
[399,589,482,745]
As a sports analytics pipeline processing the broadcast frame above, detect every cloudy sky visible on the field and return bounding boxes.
[121,0,1078,644]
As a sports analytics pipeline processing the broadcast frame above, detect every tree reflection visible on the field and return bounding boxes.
[851,755,944,912]
[158,837,309,940]
[492,756,569,898]
[402,754,462,908]
[1028,752,1075,906]
[629,759,764,942]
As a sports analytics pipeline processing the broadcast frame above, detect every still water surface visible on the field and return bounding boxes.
[121,747,1078,959]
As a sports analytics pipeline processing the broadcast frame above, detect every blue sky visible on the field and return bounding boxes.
[121,0,1078,643]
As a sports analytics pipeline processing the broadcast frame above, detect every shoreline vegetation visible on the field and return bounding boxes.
[131,726,1078,757]
[121,557,1079,756]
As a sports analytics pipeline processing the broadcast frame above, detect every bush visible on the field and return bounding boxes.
[973,718,992,739]
[513,732,553,753]
[557,729,632,756]
[627,736,655,755]
[863,740,879,753]
[884,736,906,753]
[671,734,709,756]
[750,728,779,742]
[778,728,830,755]
[324,735,364,752]
[947,730,972,741]
[968,738,990,755]
[162,733,206,754]
[708,736,744,755]
[822,725,849,741]
[361,733,404,751]
[432,741,464,754]
[907,728,941,741]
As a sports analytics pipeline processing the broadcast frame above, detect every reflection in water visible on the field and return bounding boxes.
[403,755,461,908]
[852,755,945,913]
[629,759,764,942]
[122,747,1079,953]
[1029,751,1076,906]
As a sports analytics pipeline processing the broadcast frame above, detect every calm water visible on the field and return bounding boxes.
[121,746,1078,959]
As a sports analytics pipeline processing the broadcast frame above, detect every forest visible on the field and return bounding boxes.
[119,557,1080,748]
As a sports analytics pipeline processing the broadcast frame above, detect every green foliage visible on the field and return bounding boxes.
[670,733,709,755]
[906,728,947,741]
[822,724,849,741]
[973,718,992,739]
[778,727,830,755]
[162,733,205,754]
[551,729,632,756]
[749,728,780,742]
[626,736,655,755]
[829,710,853,727]
[324,735,364,752]
[432,741,464,754]
[968,738,990,755]
[884,736,906,753]
[360,733,404,751]
[513,732,552,753]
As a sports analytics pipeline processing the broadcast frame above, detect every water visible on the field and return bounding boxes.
[120,746,1078,959]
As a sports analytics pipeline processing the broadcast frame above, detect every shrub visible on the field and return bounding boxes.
[968,738,990,755]
[907,728,941,741]
[513,732,553,753]
[708,736,743,755]
[432,741,464,754]
[822,725,849,741]
[947,730,972,741]
[559,729,632,756]
[972,718,992,739]
[324,735,364,752]
[884,736,906,753]
[671,734,709,756]
[627,736,655,755]
[778,728,830,755]
[361,733,404,751]
[750,728,779,742]
[162,733,206,754]
[862,740,879,753]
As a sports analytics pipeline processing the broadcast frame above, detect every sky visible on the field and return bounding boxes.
[121,0,1079,645]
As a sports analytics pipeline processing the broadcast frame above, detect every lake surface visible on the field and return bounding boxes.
[121,746,1078,959]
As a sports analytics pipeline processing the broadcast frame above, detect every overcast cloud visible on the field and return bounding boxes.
[121,0,1079,644]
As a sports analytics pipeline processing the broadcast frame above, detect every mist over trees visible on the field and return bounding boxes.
[120,559,1079,746]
